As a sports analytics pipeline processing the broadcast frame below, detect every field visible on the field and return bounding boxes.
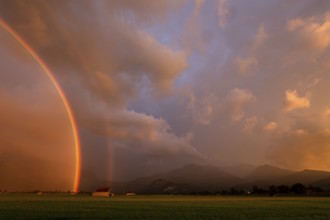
[1,194,330,219]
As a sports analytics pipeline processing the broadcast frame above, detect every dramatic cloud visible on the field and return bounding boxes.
[287,13,330,51]
[86,108,200,157]
[284,90,311,112]
[0,0,187,101]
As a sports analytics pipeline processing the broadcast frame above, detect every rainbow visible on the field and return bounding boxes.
[0,18,81,192]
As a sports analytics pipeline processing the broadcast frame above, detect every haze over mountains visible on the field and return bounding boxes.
[107,164,330,194]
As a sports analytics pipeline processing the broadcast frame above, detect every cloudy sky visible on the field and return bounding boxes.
[1,0,330,190]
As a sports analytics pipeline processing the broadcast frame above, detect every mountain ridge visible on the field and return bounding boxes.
[109,163,330,194]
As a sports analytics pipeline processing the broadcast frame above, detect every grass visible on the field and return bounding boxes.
[0,194,330,219]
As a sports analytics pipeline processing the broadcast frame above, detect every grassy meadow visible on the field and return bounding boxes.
[0,194,330,219]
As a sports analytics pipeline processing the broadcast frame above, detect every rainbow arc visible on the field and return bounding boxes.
[0,18,81,192]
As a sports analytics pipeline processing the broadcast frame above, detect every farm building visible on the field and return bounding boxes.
[92,187,112,197]
[126,192,136,196]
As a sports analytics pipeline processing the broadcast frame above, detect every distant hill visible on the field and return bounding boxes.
[112,164,242,194]
[280,169,330,186]
[110,164,330,194]
[237,166,330,190]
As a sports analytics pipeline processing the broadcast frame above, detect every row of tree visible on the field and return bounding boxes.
[176,183,325,196]
[249,183,323,195]
[192,183,324,196]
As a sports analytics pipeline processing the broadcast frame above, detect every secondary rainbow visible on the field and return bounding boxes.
[0,18,81,192]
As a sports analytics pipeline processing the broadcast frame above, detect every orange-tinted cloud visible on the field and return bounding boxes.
[284,90,311,112]
[269,122,330,171]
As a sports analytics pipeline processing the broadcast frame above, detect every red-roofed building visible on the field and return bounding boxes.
[92,187,111,197]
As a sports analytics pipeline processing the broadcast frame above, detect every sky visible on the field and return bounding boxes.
[1,0,330,191]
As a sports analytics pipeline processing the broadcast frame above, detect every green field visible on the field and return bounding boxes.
[0,194,330,219]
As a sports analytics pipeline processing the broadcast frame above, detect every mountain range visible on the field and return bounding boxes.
[110,164,330,194]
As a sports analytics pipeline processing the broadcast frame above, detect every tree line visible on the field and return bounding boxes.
[228,183,324,196]
[188,183,325,196]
